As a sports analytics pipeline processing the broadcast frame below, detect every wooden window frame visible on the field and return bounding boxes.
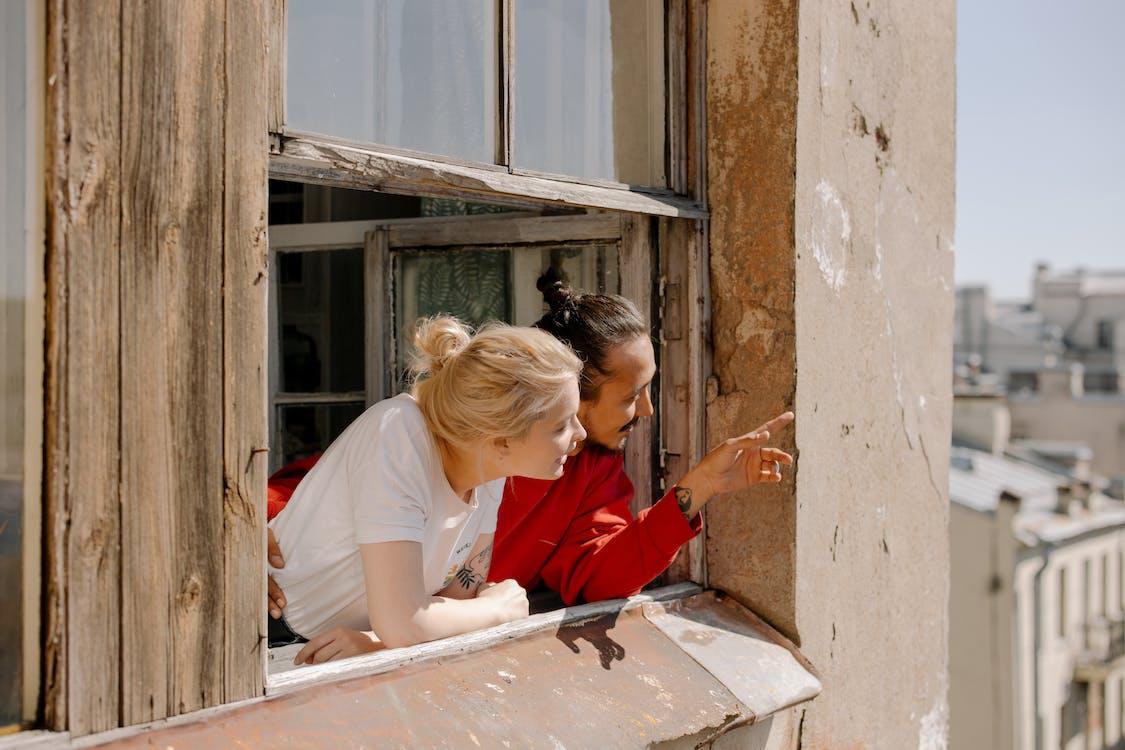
[267,0,705,219]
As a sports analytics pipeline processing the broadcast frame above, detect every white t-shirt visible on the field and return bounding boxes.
[269,393,503,638]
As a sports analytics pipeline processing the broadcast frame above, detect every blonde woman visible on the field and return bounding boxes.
[268,317,585,664]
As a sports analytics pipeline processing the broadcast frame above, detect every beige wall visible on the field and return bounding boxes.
[703,0,955,747]
[950,503,1008,750]
[1009,395,1125,478]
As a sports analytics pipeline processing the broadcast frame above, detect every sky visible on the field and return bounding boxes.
[956,0,1125,300]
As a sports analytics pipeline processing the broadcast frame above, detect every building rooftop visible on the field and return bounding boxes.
[949,445,1125,544]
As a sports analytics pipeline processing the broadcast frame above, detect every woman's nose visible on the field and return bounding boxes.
[574,418,588,443]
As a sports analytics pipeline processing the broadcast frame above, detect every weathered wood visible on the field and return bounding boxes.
[498,0,513,167]
[365,230,389,404]
[267,0,286,134]
[272,134,708,219]
[687,0,708,202]
[223,0,270,704]
[42,0,123,734]
[619,215,655,516]
[119,0,226,723]
[667,0,689,195]
[660,218,709,586]
[266,582,702,693]
[385,213,619,248]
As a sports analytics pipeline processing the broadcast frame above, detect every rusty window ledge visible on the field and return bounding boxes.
[265,582,707,694]
[6,585,821,749]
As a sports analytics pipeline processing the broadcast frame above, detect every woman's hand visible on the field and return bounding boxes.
[476,579,530,625]
[293,627,383,666]
[675,411,795,520]
[267,528,286,619]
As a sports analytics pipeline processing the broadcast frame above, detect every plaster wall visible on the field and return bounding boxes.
[703,0,955,747]
[1009,395,1125,478]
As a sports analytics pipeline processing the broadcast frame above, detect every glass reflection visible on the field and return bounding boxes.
[287,0,498,164]
[278,403,367,466]
[513,0,666,186]
[278,249,365,394]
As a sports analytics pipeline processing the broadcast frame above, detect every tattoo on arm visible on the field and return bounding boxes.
[453,542,492,593]
[675,486,695,522]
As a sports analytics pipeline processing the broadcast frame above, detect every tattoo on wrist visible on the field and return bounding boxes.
[675,486,694,522]
[455,567,483,589]
[453,542,493,591]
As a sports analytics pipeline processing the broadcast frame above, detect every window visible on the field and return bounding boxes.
[1083,558,1091,648]
[512,0,666,185]
[266,181,660,679]
[266,183,643,474]
[1060,565,1069,639]
[263,0,704,693]
[286,1,499,164]
[1101,553,1109,619]
[1097,319,1114,350]
[283,0,672,190]
[1,0,43,728]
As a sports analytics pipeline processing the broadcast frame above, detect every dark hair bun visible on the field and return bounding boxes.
[536,267,576,312]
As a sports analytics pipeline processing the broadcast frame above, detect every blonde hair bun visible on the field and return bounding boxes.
[409,316,582,448]
[410,316,472,376]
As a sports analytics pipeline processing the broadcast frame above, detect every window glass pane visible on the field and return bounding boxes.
[394,249,511,376]
[278,403,367,466]
[287,0,499,164]
[513,0,666,186]
[394,242,618,382]
[278,249,365,393]
[1,0,27,725]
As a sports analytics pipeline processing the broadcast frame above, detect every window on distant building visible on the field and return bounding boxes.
[1096,320,1114,350]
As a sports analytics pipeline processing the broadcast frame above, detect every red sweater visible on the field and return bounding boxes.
[266,446,700,605]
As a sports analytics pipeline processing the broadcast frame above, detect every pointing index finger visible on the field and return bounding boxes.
[756,411,794,435]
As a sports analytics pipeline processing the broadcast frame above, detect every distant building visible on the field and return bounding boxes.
[955,265,1125,481]
[950,431,1125,750]
[955,264,1125,394]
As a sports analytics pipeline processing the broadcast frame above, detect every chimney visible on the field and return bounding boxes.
[1038,363,1085,400]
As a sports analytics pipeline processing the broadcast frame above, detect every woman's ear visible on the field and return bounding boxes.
[492,436,511,460]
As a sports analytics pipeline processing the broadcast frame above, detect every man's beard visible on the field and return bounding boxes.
[586,416,641,453]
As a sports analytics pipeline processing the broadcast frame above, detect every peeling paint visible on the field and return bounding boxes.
[809,180,851,293]
[917,690,949,750]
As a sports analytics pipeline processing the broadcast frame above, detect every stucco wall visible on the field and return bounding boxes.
[704,0,955,747]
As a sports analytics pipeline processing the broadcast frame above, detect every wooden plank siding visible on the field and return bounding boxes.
[43,0,123,734]
[223,0,271,706]
[43,0,269,734]
[619,215,656,517]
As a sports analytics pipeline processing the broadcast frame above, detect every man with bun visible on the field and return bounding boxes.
[267,269,793,617]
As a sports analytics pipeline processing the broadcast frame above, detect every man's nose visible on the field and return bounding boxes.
[637,387,654,418]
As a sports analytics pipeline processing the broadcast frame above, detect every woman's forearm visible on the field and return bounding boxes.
[377,594,502,649]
